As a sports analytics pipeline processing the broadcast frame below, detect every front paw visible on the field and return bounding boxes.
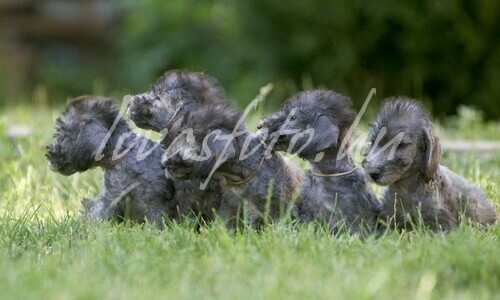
[80,198,95,214]
[80,197,107,221]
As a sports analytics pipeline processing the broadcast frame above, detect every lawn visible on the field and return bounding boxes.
[0,102,498,300]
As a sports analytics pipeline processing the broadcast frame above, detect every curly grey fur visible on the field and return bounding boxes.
[45,96,176,225]
[362,97,497,231]
[162,102,303,227]
[127,70,235,223]
[257,90,381,234]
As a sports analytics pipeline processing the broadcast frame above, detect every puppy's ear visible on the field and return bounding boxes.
[423,124,441,182]
[96,100,121,128]
[299,115,339,157]
[197,129,237,177]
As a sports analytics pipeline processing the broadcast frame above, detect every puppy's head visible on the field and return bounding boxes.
[161,103,242,180]
[128,70,225,132]
[362,98,441,185]
[256,90,355,159]
[45,96,124,175]
[127,90,172,132]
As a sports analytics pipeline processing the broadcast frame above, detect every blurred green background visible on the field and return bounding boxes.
[1,0,499,119]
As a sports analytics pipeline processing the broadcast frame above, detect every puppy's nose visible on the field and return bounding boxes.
[45,148,54,159]
[368,169,382,181]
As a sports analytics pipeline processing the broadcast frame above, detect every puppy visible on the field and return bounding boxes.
[161,102,303,227]
[46,96,176,225]
[363,97,497,231]
[127,70,230,222]
[257,90,381,234]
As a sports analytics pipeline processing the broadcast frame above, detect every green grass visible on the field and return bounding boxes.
[0,104,498,300]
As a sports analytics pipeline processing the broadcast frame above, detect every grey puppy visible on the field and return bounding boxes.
[127,70,228,222]
[161,102,303,227]
[363,97,497,231]
[46,96,176,225]
[256,90,381,234]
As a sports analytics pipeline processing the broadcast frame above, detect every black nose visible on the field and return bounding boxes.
[45,148,53,158]
[369,170,382,181]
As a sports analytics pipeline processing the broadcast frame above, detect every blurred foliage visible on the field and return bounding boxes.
[8,0,500,119]
[438,105,500,140]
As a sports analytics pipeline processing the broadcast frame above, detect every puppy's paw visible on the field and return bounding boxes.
[80,197,107,222]
[80,198,95,214]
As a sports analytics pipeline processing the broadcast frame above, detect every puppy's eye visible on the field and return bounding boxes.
[290,115,296,120]
[154,96,164,105]
[397,142,406,149]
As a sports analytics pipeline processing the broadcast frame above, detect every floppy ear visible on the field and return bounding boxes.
[299,115,339,157]
[423,125,441,182]
[78,120,113,165]
[196,129,237,178]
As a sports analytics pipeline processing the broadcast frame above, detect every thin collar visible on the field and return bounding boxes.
[220,156,266,186]
[109,147,133,169]
[311,166,357,177]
